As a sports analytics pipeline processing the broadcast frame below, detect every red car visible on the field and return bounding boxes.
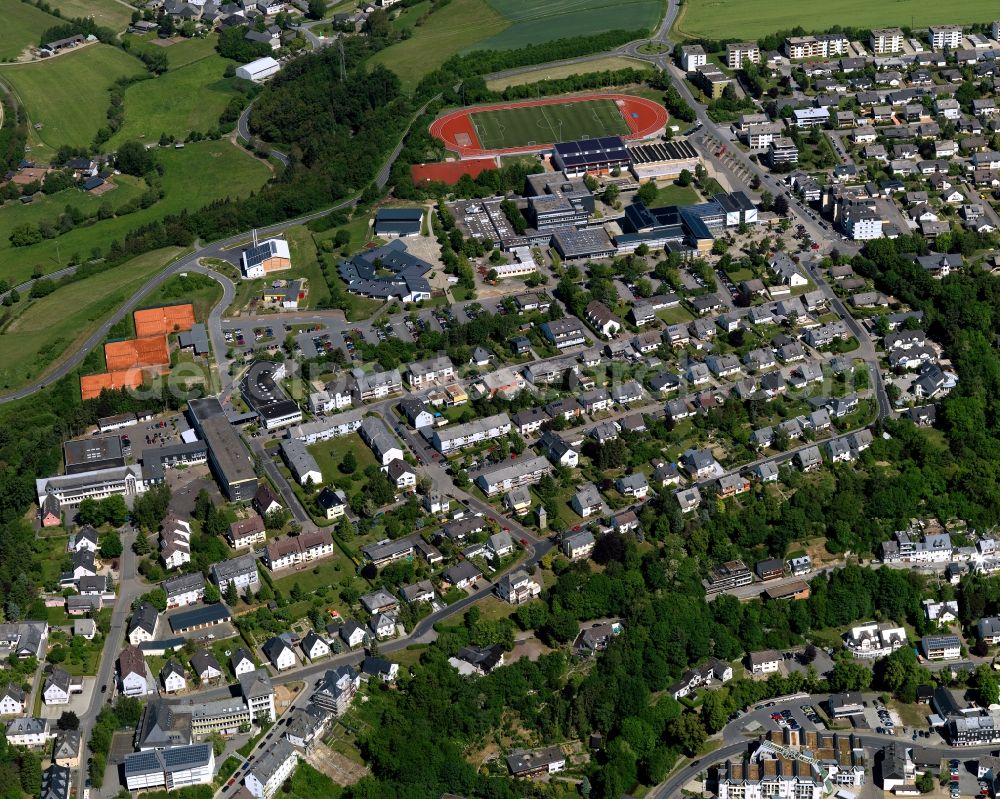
[519,538,528,546]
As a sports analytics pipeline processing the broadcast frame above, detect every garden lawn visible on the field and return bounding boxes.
[270,556,362,599]
[367,0,509,91]
[0,1,62,60]
[651,182,700,206]
[671,0,1000,40]
[35,534,68,588]
[1,44,146,154]
[307,433,378,481]
[0,247,184,391]
[472,0,661,50]
[0,140,269,286]
[47,0,135,30]
[280,226,330,309]
[485,55,652,90]
[105,54,240,149]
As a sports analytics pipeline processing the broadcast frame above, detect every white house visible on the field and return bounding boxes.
[301,631,330,661]
[923,599,959,624]
[118,647,151,697]
[486,531,515,560]
[5,717,51,747]
[263,638,297,671]
[369,612,397,640]
[748,650,782,674]
[0,684,26,716]
[160,661,186,694]
[340,622,369,649]
[42,669,73,706]
[230,648,257,678]
[245,741,299,799]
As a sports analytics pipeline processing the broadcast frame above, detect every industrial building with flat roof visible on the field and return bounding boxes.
[373,207,423,237]
[628,140,700,180]
[198,415,257,502]
[64,436,125,475]
[552,227,616,260]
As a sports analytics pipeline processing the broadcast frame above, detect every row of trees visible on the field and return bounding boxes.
[416,30,650,100]
[460,67,653,105]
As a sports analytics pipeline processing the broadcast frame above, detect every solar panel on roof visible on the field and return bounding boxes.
[124,751,161,774]
[163,743,211,768]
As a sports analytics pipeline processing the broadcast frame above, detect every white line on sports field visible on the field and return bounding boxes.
[539,105,560,144]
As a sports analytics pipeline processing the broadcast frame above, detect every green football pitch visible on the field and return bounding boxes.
[469,100,629,149]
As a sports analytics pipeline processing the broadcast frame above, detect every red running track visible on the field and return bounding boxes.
[428,93,669,159]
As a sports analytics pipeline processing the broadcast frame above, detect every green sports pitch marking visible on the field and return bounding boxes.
[468,100,630,150]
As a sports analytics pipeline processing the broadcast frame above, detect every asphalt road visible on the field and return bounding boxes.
[76,530,143,799]
[236,104,289,166]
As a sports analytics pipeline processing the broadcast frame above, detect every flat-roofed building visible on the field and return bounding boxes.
[628,139,700,181]
[871,28,904,53]
[727,41,760,69]
[187,398,256,500]
[63,436,125,475]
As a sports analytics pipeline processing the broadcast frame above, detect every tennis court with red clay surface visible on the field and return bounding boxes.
[80,369,147,401]
[104,335,170,370]
[429,93,668,159]
[134,303,195,338]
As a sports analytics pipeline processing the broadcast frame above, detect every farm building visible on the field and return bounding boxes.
[235,57,281,82]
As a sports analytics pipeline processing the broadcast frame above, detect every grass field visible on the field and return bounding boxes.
[474,0,661,50]
[124,33,222,70]
[105,54,241,149]
[368,0,509,90]
[0,247,183,391]
[672,0,1000,39]
[47,0,134,30]
[485,55,652,90]
[0,140,269,286]
[470,99,628,149]
[1,44,145,154]
[0,0,61,60]
[391,0,430,30]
